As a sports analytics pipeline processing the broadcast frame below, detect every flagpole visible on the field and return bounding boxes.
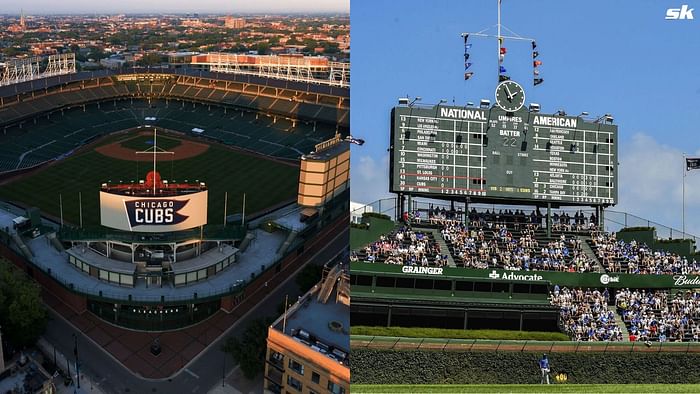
[79,192,82,228]
[683,152,686,238]
[497,0,501,81]
[242,193,246,227]
[223,191,227,226]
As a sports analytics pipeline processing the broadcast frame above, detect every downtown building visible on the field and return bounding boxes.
[264,263,350,394]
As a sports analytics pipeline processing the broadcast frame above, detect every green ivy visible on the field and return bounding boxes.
[351,349,700,384]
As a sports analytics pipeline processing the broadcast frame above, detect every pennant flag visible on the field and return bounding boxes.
[534,78,544,86]
[499,37,504,45]
[532,51,539,58]
[687,157,700,171]
[347,137,365,146]
[533,60,543,67]
[499,75,510,82]
[499,65,507,73]
[465,43,472,50]
[500,47,507,55]
[464,34,469,43]
[465,62,472,69]
[464,72,474,80]
[532,41,537,49]
[499,54,504,62]
[464,53,470,61]
[533,69,540,76]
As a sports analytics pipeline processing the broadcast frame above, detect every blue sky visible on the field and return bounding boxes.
[350,0,700,236]
[0,0,348,14]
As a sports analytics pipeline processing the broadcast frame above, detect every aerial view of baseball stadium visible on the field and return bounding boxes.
[0,40,350,391]
[349,0,700,392]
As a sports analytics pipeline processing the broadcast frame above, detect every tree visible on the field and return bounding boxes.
[0,259,48,348]
[256,42,270,55]
[138,53,163,66]
[295,263,323,294]
[222,317,274,379]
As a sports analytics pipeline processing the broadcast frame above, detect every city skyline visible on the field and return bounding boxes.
[0,0,349,14]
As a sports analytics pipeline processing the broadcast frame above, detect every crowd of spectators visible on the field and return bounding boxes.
[616,289,700,342]
[591,231,700,275]
[420,206,597,231]
[353,226,448,266]
[440,222,595,272]
[550,286,624,341]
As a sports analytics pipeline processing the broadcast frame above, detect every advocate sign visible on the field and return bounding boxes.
[100,190,207,232]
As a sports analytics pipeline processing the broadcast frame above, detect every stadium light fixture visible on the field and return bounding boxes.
[594,113,614,124]
[438,99,447,105]
[578,112,589,117]
[529,103,540,112]
[409,97,422,107]
[479,99,490,109]
[556,110,567,116]
[398,97,410,106]
[466,102,474,107]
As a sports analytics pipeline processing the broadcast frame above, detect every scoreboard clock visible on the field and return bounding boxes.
[389,94,618,206]
[495,80,525,112]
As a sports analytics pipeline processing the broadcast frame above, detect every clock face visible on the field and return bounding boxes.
[495,80,525,112]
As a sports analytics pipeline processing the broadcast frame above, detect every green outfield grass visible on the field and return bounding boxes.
[0,136,299,226]
[351,327,570,341]
[352,384,700,393]
[119,134,182,151]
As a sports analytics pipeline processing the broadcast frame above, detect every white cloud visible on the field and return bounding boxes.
[350,153,392,204]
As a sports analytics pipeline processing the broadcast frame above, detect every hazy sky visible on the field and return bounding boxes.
[0,0,348,14]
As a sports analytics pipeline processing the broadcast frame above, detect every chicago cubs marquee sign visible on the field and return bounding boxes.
[100,191,208,232]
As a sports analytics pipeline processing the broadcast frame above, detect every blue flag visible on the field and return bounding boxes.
[499,65,507,73]
[465,62,472,69]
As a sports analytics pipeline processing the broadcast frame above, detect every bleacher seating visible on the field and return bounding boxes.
[551,286,623,341]
[616,289,700,342]
[0,97,337,173]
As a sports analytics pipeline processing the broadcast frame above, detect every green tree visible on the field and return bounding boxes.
[0,259,48,348]
[256,42,270,55]
[222,317,274,379]
[295,263,323,294]
[138,53,164,66]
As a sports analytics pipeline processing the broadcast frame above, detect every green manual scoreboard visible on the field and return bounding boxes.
[390,83,618,206]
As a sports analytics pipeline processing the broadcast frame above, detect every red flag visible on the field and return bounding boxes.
[500,47,507,55]
[533,60,543,67]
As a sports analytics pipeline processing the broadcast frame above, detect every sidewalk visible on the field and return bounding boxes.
[207,367,262,394]
[36,337,107,394]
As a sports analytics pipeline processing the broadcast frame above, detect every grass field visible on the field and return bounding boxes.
[352,384,700,393]
[0,134,299,226]
[351,327,570,341]
[119,134,182,151]
[350,216,397,250]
